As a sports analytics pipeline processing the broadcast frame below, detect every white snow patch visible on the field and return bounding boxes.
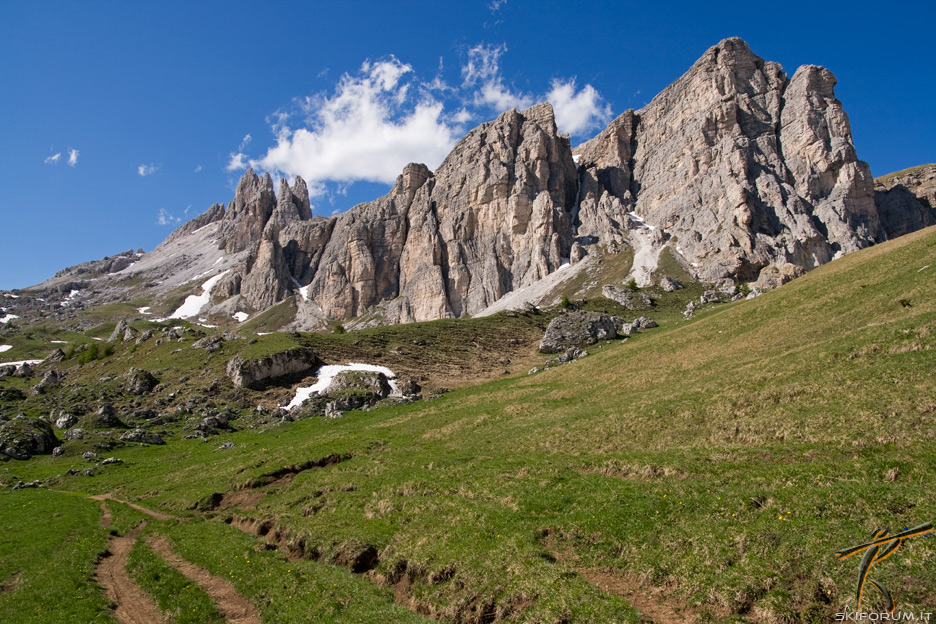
[0,345,11,353]
[298,285,311,302]
[257,332,273,336]
[572,154,582,166]
[918,265,930,272]
[60,289,83,307]
[92,337,103,341]
[0,314,19,324]
[628,211,656,230]
[213,257,224,265]
[233,312,249,323]
[4,294,18,298]
[199,323,217,329]
[137,306,152,315]
[0,359,43,369]
[287,363,400,410]
[164,270,230,320]
[51,340,68,344]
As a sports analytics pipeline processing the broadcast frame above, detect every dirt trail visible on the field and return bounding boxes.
[99,501,113,528]
[1,571,21,594]
[96,521,169,624]
[147,535,263,624]
[91,494,177,522]
[549,546,698,624]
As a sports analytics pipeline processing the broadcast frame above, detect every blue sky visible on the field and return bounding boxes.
[2,0,934,290]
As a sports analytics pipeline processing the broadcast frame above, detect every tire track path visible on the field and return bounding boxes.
[147,535,263,624]
[95,521,169,624]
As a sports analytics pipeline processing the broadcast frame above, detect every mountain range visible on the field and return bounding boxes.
[12,37,936,330]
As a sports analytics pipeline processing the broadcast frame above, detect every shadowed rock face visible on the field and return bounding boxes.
[226,348,321,389]
[135,38,924,328]
[873,165,936,239]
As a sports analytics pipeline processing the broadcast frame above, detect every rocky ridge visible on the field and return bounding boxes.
[13,38,932,330]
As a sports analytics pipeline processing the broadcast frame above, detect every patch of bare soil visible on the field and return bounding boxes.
[91,494,177,522]
[95,521,168,624]
[1,571,21,594]
[546,540,702,624]
[237,453,350,489]
[219,490,267,511]
[99,501,113,528]
[147,535,262,624]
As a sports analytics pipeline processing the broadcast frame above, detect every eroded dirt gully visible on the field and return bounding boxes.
[147,535,263,624]
[541,529,708,624]
[95,521,169,624]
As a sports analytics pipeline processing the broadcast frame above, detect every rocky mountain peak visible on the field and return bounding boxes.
[60,39,931,332]
[217,168,277,253]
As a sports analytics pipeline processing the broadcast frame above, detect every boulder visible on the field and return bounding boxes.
[33,369,61,395]
[0,418,60,460]
[539,311,619,353]
[45,348,66,363]
[226,347,320,389]
[192,336,224,352]
[659,276,683,292]
[119,429,165,445]
[326,370,392,400]
[124,368,159,395]
[601,285,652,310]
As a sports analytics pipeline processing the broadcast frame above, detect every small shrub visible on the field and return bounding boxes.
[76,343,98,364]
[626,278,639,291]
[560,295,572,309]
[333,324,346,334]
[739,282,751,296]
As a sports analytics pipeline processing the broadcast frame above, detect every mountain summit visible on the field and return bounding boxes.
[29,38,933,328]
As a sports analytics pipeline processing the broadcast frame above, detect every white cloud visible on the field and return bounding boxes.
[226,152,249,171]
[67,148,79,167]
[546,79,612,136]
[489,0,506,12]
[44,152,62,165]
[138,163,159,177]
[193,164,202,173]
[252,57,459,192]
[242,46,613,201]
[156,208,181,226]
[462,44,533,112]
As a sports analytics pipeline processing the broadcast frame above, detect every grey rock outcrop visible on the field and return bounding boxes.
[659,276,683,292]
[0,418,59,459]
[601,285,652,310]
[575,37,879,284]
[217,169,277,254]
[873,165,936,239]
[124,368,158,395]
[120,429,165,445]
[325,370,392,400]
[539,311,619,353]
[226,347,321,389]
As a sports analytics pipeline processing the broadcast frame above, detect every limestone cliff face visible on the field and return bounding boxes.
[575,38,878,284]
[873,165,936,239]
[159,37,925,327]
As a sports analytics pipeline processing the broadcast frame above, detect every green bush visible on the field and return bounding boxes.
[626,278,639,291]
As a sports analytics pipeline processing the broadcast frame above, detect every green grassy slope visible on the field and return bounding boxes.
[3,226,936,623]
